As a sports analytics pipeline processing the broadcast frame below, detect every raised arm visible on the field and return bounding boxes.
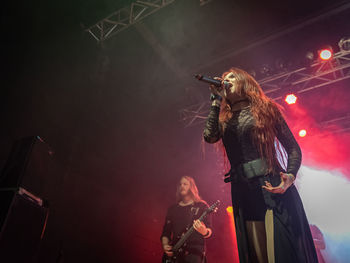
[203,100,222,143]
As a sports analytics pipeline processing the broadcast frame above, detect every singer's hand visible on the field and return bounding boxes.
[262,172,295,194]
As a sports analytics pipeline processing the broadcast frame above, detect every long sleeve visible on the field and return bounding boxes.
[275,117,302,177]
[160,207,173,240]
[203,105,222,143]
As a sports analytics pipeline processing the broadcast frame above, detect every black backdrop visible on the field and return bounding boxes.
[1,0,350,262]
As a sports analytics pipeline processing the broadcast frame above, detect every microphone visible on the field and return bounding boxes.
[194,74,231,89]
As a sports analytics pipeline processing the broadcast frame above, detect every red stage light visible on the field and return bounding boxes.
[285,94,297,105]
[299,129,307,137]
[319,49,333,60]
[226,206,233,213]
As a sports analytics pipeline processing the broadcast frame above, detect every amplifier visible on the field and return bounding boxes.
[0,188,49,263]
[0,136,53,199]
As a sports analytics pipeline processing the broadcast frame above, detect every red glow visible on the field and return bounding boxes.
[285,98,350,177]
[299,129,307,137]
[319,49,332,60]
[285,94,297,105]
[226,206,240,262]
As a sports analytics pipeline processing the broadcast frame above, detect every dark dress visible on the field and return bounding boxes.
[203,105,318,263]
[161,201,211,263]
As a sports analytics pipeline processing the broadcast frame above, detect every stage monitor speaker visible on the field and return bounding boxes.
[0,189,49,263]
[0,136,53,199]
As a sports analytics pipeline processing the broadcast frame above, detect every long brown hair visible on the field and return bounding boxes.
[219,67,285,172]
[176,176,206,204]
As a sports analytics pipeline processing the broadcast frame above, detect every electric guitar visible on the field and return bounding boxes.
[161,200,220,263]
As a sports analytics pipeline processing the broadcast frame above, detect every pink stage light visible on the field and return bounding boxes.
[285,93,297,105]
[319,49,333,60]
[299,129,307,137]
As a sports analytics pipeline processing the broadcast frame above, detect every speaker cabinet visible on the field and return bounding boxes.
[0,136,52,262]
[0,189,49,263]
[0,136,52,199]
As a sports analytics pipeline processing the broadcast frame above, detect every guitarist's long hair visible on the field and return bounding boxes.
[176,176,207,205]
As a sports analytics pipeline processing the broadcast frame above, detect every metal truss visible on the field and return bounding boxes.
[319,113,350,135]
[180,101,210,127]
[86,0,175,43]
[180,49,350,132]
[86,0,211,43]
[259,50,350,100]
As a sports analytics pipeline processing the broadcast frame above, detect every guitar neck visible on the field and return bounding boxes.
[173,226,195,251]
[172,211,208,252]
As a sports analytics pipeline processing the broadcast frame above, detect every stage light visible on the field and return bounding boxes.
[299,129,307,137]
[285,93,297,105]
[305,51,314,61]
[302,51,315,67]
[259,64,272,77]
[274,58,287,71]
[225,205,239,261]
[319,48,333,60]
[338,37,350,51]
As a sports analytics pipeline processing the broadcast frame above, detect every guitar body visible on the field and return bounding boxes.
[162,241,185,263]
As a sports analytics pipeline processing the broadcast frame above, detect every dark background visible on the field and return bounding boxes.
[1,0,350,262]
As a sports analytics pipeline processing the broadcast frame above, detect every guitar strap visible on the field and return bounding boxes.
[191,206,200,216]
[188,204,201,226]
[183,204,198,234]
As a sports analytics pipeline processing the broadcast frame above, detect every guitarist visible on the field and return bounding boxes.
[161,176,212,263]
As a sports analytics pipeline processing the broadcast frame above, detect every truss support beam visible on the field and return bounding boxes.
[259,50,350,99]
[85,0,211,43]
